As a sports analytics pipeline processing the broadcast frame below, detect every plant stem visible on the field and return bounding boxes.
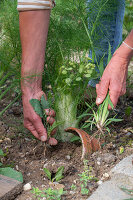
[55,92,78,142]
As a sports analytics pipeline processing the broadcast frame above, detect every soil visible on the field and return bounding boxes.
[0,82,133,200]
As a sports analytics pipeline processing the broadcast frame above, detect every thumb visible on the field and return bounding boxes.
[96,80,109,105]
[34,119,47,141]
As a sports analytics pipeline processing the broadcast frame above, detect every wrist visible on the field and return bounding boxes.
[21,72,42,95]
[114,43,133,61]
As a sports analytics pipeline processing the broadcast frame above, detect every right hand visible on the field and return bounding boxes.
[22,90,57,145]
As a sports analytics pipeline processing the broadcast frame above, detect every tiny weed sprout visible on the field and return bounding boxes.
[71,184,77,191]
[43,166,64,182]
[32,187,66,200]
[78,160,98,195]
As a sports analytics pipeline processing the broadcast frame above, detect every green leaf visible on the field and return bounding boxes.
[30,99,43,118]
[107,43,112,64]
[43,168,51,181]
[47,121,64,137]
[108,95,114,109]
[54,166,64,182]
[120,146,124,154]
[76,77,81,81]
[0,167,23,182]
[0,162,3,167]
[125,106,132,117]
[0,149,4,156]
[70,135,81,142]
[41,95,50,110]
[107,118,123,122]
[99,56,104,77]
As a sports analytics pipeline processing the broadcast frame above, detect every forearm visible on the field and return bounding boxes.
[19,10,50,95]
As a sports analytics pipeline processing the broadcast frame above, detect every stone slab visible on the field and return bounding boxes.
[111,154,133,178]
[87,174,133,200]
[87,154,133,200]
[0,175,23,200]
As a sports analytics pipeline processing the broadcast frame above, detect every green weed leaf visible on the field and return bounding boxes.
[70,135,81,142]
[54,166,64,182]
[41,95,50,110]
[43,168,51,181]
[0,149,4,156]
[47,121,64,137]
[107,118,123,122]
[120,146,124,154]
[107,43,112,64]
[0,167,23,182]
[99,56,104,77]
[30,99,43,118]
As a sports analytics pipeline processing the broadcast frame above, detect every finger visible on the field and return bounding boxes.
[47,116,55,125]
[108,89,120,109]
[33,119,47,141]
[45,109,56,117]
[96,79,109,105]
[120,82,126,96]
[48,137,58,146]
[24,120,40,139]
[120,88,126,96]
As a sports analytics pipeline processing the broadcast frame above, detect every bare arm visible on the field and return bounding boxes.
[96,29,133,108]
[19,10,57,145]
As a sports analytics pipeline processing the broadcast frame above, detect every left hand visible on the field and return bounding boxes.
[96,48,129,109]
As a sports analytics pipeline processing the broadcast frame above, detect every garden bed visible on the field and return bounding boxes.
[0,91,133,200]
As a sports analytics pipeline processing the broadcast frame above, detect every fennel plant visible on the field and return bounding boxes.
[54,57,95,141]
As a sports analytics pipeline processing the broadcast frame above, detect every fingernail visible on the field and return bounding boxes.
[41,136,46,142]
[96,97,101,104]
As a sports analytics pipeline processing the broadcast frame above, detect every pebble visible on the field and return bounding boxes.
[43,163,48,168]
[103,173,109,178]
[97,161,101,165]
[97,180,103,185]
[23,183,32,191]
[16,165,19,171]
[70,191,76,195]
[66,155,71,160]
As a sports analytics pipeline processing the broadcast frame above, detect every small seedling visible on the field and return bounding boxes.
[43,166,64,182]
[78,160,98,196]
[32,187,66,200]
[71,184,77,191]
[81,183,89,195]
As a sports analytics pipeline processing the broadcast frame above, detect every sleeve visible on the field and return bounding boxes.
[17,0,55,11]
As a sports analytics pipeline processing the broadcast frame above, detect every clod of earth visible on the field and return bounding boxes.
[65,127,101,160]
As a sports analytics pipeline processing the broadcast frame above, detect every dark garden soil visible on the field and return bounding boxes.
[0,85,133,200]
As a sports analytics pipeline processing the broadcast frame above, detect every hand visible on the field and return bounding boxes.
[96,48,129,109]
[22,90,57,145]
